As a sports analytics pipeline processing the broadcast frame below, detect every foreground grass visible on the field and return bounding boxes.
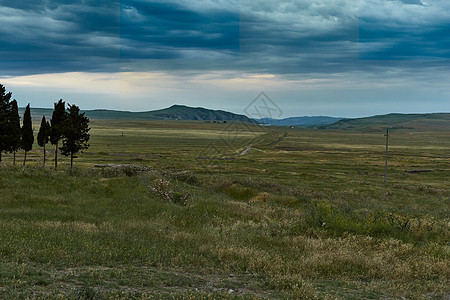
[1,166,448,299]
[0,121,449,299]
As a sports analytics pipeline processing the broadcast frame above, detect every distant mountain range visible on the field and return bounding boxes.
[19,105,343,126]
[20,105,256,123]
[19,105,449,131]
[319,113,450,132]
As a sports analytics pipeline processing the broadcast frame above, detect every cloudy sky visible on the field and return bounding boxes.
[0,0,449,117]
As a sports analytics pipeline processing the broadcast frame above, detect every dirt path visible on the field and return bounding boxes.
[239,146,251,156]
[267,131,288,146]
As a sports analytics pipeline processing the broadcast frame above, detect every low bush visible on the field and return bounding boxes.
[94,164,150,177]
[149,178,191,206]
[306,199,414,238]
[249,192,271,203]
[166,170,202,186]
[218,183,257,201]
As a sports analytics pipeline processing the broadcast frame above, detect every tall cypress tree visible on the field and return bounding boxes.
[8,100,22,166]
[21,104,34,166]
[60,104,90,173]
[50,99,66,170]
[0,84,13,162]
[37,115,51,170]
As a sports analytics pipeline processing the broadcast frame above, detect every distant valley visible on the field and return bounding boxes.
[255,116,344,127]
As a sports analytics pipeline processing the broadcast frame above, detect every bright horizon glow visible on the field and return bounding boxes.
[1,70,449,118]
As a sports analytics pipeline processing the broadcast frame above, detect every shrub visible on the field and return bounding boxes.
[73,285,101,300]
[171,191,191,206]
[149,178,172,202]
[218,184,257,201]
[149,178,190,206]
[166,170,201,186]
[94,164,149,177]
[249,192,271,203]
[305,199,413,237]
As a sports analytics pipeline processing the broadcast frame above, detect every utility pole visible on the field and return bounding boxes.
[122,132,125,164]
[384,129,389,184]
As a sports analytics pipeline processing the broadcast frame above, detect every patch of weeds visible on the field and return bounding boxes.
[171,191,191,206]
[34,275,51,286]
[93,164,150,177]
[414,184,444,195]
[305,199,415,238]
[266,275,318,299]
[72,285,102,300]
[249,192,270,203]
[234,178,319,201]
[149,178,191,206]
[122,165,149,177]
[386,213,411,232]
[98,167,123,178]
[167,170,202,186]
[216,181,257,201]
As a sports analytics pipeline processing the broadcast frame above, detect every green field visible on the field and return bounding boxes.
[0,120,449,299]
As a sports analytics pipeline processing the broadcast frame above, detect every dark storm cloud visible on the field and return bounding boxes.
[0,0,120,75]
[0,0,240,75]
[120,0,240,59]
[359,22,450,60]
[120,0,450,75]
[0,0,449,77]
[235,3,360,75]
[120,0,361,75]
[359,0,450,60]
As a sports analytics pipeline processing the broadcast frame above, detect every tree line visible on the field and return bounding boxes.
[0,84,90,173]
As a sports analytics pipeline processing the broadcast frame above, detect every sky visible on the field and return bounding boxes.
[0,0,449,118]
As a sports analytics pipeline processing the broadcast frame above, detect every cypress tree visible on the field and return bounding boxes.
[50,99,66,170]
[37,115,51,170]
[0,84,13,162]
[21,104,34,166]
[60,104,90,173]
[8,100,22,166]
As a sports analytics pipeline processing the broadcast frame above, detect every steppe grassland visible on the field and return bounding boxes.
[0,119,448,299]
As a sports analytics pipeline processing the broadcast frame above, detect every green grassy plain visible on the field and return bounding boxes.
[0,120,449,299]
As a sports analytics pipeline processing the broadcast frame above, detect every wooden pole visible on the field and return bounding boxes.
[384,129,389,184]
[122,132,125,164]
